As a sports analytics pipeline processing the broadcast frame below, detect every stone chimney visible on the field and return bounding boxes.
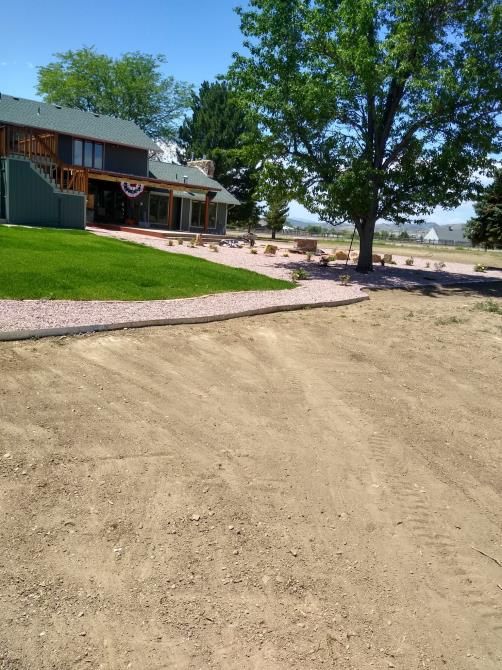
[187,159,215,178]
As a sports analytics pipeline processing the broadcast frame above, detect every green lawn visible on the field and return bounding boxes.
[0,226,292,300]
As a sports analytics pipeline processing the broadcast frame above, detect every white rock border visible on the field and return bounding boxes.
[0,295,368,342]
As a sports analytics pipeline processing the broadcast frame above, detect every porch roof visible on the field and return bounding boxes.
[148,160,240,206]
[87,168,220,195]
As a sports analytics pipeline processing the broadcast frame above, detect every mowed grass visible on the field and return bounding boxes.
[0,226,293,300]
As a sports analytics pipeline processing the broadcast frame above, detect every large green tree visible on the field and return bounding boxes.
[37,47,192,140]
[229,0,502,271]
[178,81,260,226]
[465,169,502,248]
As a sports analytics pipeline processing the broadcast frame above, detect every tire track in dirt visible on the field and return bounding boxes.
[368,431,502,660]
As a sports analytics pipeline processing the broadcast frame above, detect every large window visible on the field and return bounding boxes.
[149,194,169,225]
[190,201,217,228]
[209,202,218,228]
[73,139,104,169]
[191,201,203,227]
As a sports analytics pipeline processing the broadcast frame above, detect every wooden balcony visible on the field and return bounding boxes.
[0,124,88,195]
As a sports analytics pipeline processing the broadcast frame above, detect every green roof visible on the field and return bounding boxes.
[148,160,240,206]
[0,93,159,152]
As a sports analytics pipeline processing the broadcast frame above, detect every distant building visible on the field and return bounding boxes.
[422,224,467,245]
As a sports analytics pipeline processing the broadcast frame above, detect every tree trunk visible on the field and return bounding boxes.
[356,218,376,272]
[271,229,276,239]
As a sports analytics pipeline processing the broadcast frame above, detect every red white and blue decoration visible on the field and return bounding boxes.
[120,181,144,198]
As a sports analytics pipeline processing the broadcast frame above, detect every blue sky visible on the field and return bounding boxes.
[0,0,476,224]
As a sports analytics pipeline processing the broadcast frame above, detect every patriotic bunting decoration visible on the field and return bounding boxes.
[120,182,144,198]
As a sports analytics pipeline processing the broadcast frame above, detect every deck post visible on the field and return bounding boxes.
[204,192,210,232]
[168,189,174,228]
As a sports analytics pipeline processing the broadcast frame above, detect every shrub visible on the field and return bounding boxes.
[168,239,174,247]
[435,315,466,325]
[473,299,502,315]
[434,261,446,271]
[264,244,278,255]
[209,244,219,252]
[250,248,258,254]
[339,273,351,285]
[425,261,430,268]
[306,251,313,261]
[474,263,486,272]
[178,239,184,246]
[282,252,289,257]
[405,257,414,266]
[292,268,310,280]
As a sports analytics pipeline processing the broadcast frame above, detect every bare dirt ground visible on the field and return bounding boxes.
[1,284,501,670]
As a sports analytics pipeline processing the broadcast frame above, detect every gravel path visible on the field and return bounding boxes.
[92,228,502,287]
[1,228,500,335]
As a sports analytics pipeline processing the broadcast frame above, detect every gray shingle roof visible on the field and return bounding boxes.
[0,93,159,152]
[148,160,240,206]
[427,224,466,243]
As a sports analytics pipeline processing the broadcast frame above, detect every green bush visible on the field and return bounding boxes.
[292,268,310,280]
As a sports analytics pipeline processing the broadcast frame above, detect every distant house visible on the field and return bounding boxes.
[422,224,467,245]
[0,93,239,232]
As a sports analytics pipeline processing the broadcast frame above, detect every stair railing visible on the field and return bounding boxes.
[1,125,87,194]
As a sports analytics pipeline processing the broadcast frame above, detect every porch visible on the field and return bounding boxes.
[86,175,226,235]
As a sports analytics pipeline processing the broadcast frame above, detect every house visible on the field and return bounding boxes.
[0,93,239,233]
[422,223,467,245]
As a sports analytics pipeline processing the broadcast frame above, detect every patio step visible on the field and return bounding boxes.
[88,223,227,243]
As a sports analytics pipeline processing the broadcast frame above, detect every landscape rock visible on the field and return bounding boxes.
[264,245,278,256]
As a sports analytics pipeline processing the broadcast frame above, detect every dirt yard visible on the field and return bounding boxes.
[1,285,501,670]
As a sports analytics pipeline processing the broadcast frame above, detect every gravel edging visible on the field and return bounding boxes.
[0,294,368,341]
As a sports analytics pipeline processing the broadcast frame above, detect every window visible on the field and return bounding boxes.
[84,141,93,167]
[73,139,104,169]
[191,201,203,227]
[208,203,217,228]
[190,201,218,228]
[149,195,169,225]
[73,140,83,166]
[94,143,103,170]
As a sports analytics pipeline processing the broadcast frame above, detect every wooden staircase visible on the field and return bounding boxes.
[0,124,87,194]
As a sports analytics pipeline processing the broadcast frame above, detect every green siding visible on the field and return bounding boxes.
[2,157,85,229]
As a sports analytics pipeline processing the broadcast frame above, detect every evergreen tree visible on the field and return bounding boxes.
[179,81,260,226]
[266,197,289,239]
[465,170,502,248]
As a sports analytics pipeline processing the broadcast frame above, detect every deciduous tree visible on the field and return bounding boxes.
[37,47,192,140]
[229,0,501,271]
